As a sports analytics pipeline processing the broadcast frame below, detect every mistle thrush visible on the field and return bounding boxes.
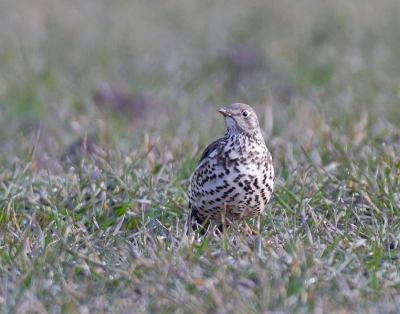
[188,103,274,231]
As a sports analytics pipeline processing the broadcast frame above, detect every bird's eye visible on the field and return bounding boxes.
[242,110,250,117]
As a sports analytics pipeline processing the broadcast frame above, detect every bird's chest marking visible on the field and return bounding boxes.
[191,135,271,219]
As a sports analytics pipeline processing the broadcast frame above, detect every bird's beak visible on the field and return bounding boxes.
[219,109,232,117]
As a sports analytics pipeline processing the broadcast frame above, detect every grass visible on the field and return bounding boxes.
[1,0,400,313]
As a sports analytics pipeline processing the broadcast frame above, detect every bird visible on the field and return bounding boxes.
[188,103,274,233]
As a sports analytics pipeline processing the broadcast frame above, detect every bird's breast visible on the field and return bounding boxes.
[189,134,273,222]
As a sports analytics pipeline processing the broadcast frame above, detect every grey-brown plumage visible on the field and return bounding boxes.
[188,103,274,230]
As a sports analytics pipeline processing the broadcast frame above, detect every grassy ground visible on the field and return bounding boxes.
[1,0,400,313]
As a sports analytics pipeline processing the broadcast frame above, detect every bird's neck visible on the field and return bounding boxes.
[225,128,264,142]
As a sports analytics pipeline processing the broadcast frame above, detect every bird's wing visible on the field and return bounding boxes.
[189,138,222,199]
[197,139,222,165]
[189,138,223,209]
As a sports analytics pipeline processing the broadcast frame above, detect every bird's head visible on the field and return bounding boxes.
[219,103,261,138]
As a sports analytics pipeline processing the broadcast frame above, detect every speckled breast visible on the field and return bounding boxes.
[189,133,274,224]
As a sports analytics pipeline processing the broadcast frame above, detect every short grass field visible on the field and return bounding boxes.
[1,0,400,313]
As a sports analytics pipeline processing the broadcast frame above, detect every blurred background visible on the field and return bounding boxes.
[1,0,399,169]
